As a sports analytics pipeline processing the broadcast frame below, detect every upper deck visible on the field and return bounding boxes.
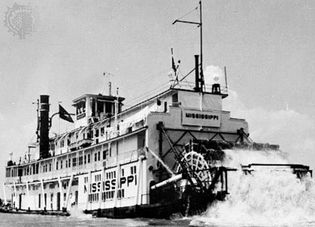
[5,83,248,186]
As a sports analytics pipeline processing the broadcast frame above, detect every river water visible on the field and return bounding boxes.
[1,212,315,227]
[0,213,192,227]
[3,149,315,227]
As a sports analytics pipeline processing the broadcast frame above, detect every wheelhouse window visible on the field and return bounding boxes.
[76,99,86,120]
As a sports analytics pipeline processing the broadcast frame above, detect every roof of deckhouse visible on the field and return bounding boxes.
[72,94,125,104]
[120,86,226,116]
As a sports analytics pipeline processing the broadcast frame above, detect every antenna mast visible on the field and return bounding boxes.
[199,1,204,91]
[173,0,204,92]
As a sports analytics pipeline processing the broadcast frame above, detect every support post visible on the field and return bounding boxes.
[136,156,144,205]
[58,177,63,210]
[157,121,164,181]
[158,124,163,158]
[85,171,92,211]
[13,182,17,208]
[225,169,228,192]
[40,179,44,210]
[65,174,74,210]
[98,166,105,209]
[26,181,30,210]
[113,164,121,208]
[3,183,7,204]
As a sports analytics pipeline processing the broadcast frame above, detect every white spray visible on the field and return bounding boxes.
[191,149,315,226]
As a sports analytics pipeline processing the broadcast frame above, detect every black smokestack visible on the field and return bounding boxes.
[39,95,50,159]
[194,55,200,92]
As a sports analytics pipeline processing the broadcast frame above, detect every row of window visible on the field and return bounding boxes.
[7,132,147,178]
[38,191,78,209]
[106,171,116,179]
[88,189,125,203]
[56,150,107,170]
[84,165,136,184]
[9,149,111,177]
[43,163,52,173]
[15,182,71,192]
[95,174,101,182]
[7,156,136,180]
[6,163,40,177]
[56,126,111,149]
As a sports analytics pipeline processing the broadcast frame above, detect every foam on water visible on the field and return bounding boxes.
[191,149,315,226]
[69,206,93,219]
[67,207,150,226]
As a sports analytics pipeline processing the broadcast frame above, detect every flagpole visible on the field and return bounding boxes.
[49,105,74,129]
[115,88,119,136]
[58,101,62,135]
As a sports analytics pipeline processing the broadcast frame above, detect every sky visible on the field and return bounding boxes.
[0,0,315,195]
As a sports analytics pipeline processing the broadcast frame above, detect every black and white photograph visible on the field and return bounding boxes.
[0,0,315,226]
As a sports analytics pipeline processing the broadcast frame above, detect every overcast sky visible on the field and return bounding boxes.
[1,0,315,195]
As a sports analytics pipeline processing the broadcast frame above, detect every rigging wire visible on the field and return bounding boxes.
[176,6,198,21]
[179,65,199,82]
[124,81,170,108]
[124,63,200,109]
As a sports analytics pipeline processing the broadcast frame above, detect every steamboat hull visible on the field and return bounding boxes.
[89,188,225,218]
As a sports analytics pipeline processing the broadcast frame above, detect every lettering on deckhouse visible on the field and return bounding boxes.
[185,112,219,120]
[182,109,221,127]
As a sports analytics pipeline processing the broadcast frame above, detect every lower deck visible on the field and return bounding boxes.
[4,156,148,212]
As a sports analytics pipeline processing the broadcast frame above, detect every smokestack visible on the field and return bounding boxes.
[194,55,200,92]
[39,95,50,159]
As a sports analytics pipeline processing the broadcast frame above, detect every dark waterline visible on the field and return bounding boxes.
[0,213,193,227]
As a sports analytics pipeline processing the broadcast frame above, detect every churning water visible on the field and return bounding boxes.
[191,149,315,226]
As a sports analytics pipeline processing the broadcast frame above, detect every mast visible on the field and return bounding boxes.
[199,0,204,91]
[173,0,204,92]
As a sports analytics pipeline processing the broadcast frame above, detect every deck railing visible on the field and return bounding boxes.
[5,148,145,185]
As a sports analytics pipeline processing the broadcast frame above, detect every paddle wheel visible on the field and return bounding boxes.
[148,123,236,216]
[176,150,212,188]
